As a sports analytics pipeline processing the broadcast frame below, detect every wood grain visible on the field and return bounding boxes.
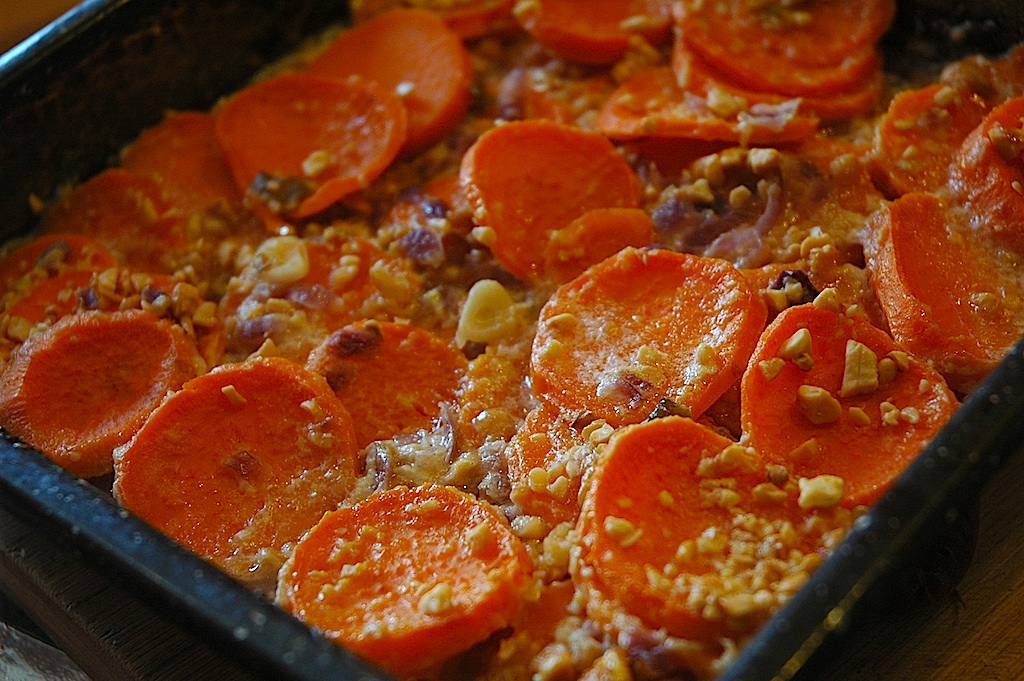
[818,445,1024,681]
[0,0,80,51]
[0,506,260,681]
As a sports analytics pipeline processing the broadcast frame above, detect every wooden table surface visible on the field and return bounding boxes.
[0,0,79,52]
[818,443,1024,681]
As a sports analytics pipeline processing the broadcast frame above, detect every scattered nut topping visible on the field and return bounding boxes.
[299,398,324,420]
[695,342,719,368]
[536,338,566,361]
[680,177,716,205]
[410,499,441,515]
[192,301,218,328]
[729,184,754,209]
[5,316,34,343]
[988,121,1024,163]
[707,87,748,119]
[619,13,662,32]
[769,270,819,312]
[221,384,247,406]
[932,85,959,107]
[582,419,615,444]
[697,443,760,477]
[797,385,842,424]
[900,406,921,424]
[812,287,841,311]
[470,225,497,247]
[547,474,571,499]
[700,482,742,509]
[799,227,832,258]
[544,312,579,332]
[840,340,879,398]
[512,515,549,540]
[418,583,454,616]
[758,357,786,381]
[636,344,670,368]
[877,357,898,385]
[301,149,331,178]
[696,527,729,555]
[778,328,813,370]
[752,482,788,504]
[465,521,496,556]
[330,254,362,290]
[880,401,901,426]
[847,406,871,426]
[787,438,820,463]
[797,475,845,509]
[747,147,782,173]
[719,592,757,618]
[887,350,910,372]
[527,465,551,493]
[604,516,643,548]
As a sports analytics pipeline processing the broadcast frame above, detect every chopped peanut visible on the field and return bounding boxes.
[841,340,879,398]
[603,516,643,548]
[797,385,842,424]
[759,357,785,380]
[778,328,814,370]
[798,475,845,509]
[418,583,454,615]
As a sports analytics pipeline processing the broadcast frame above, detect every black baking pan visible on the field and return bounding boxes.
[0,2,1023,681]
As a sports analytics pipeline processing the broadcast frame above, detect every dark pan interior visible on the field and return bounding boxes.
[0,2,1023,680]
[892,0,1024,55]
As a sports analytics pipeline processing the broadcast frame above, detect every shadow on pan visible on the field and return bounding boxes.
[0,2,1023,681]
[889,0,1024,57]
